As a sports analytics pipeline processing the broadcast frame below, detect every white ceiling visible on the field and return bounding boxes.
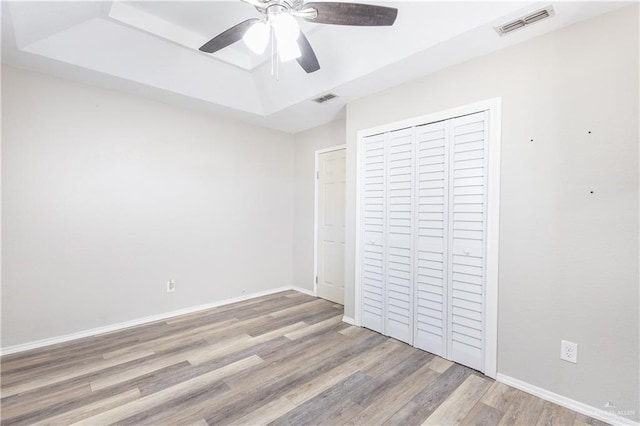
[1,1,629,133]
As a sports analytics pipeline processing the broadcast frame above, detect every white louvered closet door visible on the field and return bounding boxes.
[359,110,489,373]
[361,133,386,334]
[414,121,449,357]
[384,128,414,344]
[447,111,488,371]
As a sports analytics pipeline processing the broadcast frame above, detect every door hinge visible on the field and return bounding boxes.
[316,171,319,179]
[315,276,318,284]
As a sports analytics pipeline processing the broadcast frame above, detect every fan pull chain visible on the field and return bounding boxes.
[270,25,275,77]
[274,26,280,81]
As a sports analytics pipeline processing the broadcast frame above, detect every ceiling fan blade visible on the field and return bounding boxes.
[199,18,259,53]
[303,2,397,26]
[296,32,320,73]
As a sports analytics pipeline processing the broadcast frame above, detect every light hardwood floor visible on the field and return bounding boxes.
[1,291,607,425]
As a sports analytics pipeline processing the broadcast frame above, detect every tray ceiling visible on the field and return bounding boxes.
[1,1,629,133]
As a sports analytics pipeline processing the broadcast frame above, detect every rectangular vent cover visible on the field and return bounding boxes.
[312,93,338,103]
[495,6,555,36]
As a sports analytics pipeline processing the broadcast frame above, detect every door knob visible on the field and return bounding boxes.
[463,249,470,255]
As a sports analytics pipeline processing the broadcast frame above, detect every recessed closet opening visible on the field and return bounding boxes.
[354,98,501,378]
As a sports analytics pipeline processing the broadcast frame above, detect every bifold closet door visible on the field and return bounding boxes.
[384,128,414,344]
[447,111,488,372]
[360,129,414,343]
[413,121,449,357]
[359,110,489,373]
[361,133,386,334]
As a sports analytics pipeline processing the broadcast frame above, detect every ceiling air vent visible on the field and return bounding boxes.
[312,93,338,104]
[495,6,555,36]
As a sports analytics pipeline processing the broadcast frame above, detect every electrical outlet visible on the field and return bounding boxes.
[167,280,176,293]
[560,340,578,363]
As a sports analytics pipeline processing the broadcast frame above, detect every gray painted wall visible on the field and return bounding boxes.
[1,4,638,420]
[292,119,346,292]
[344,5,639,420]
[1,65,294,347]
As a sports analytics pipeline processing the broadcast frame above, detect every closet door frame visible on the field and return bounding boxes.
[354,97,501,378]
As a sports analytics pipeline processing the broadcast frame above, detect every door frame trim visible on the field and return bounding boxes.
[314,145,347,299]
[354,98,501,378]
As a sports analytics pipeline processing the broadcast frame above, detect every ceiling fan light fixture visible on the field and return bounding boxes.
[278,37,302,61]
[273,12,300,43]
[242,20,269,54]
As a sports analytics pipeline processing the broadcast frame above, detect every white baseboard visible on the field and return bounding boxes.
[291,286,315,297]
[1,286,294,356]
[342,316,357,326]
[497,374,638,426]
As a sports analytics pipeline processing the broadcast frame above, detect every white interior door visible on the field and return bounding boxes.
[316,148,346,305]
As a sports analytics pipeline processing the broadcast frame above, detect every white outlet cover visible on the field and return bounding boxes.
[560,340,578,363]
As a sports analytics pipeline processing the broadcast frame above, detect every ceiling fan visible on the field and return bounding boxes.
[199,0,398,74]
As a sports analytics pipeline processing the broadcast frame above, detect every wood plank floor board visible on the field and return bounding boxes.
[115,380,230,426]
[231,294,318,321]
[1,350,158,398]
[163,291,299,325]
[206,334,387,424]
[460,401,506,426]
[0,354,53,374]
[284,339,401,406]
[72,355,263,425]
[359,338,417,377]
[0,346,153,388]
[107,360,193,397]
[262,319,351,359]
[536,400,578,426]
[40,388,143,426]
[269,372,371,426]
[170,291,305,321]
[300,306,347,325]
[574,413,611,426]
[480,381,521,412]
[186,322,308,367]
[4,361,196,424]
[221,327,364,393]
[1,335,145,379]
[244,306,341,338]
[284,315,343,340]
[345,362,441,425]
[131,336,293,397]
[121,322,372,426]
[498,389,548,425]
[229,397,297,426]
[350,348,433,408]
[203,334,389,425]
[0,383,93,421]
[421,374,493,425]
[384,362,473,425]
[0,291,608,426]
